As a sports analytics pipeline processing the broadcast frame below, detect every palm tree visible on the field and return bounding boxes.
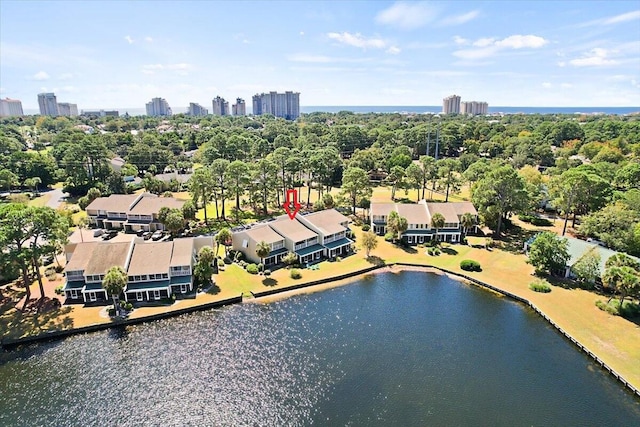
[602,265,639,306]
[396,216,408,242]
[77,216,89,243]
[460,212,475,236]
[431,213,445,243]
[102,266,127,316]
[216,228,232,257]
[255,241,271,271]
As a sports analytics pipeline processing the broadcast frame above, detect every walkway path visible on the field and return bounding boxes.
[45,188,68,209]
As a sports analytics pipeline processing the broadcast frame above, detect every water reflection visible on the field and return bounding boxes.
[0,271,638,426]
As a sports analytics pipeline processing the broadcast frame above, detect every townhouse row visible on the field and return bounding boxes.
[86,193,185,233]
[63,237,211,304]
[232,209,353,266]
[370,200,478,244]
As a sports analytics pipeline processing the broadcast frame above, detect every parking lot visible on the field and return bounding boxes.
[68,229,171,245]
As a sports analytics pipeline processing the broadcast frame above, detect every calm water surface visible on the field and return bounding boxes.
[1,271,639,426]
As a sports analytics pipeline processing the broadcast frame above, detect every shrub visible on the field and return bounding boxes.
[246,263,259,274]
[125,302,133,311]
[595,299,640,317]
[55,265,64,273]
[460,259,481,271]
[263,269,271,276]
[258,263,264,272]
[290,269,302,279]
[282,252,298,266]
[531,217,552,227]
[223,257,232,265]
[107,308,116,316]
[233,251,244,262]
[427,247,441,256]
[54,285,64,295]
[529,281,551,293]
[384,233,395,242]
[361,224,371,232]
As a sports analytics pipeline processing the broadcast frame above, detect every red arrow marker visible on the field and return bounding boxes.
[283,189,301,220]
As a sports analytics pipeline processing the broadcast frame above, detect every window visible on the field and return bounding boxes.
[162,273,168,279]
[153,290,161,300]
[89,292,97,302]
[180,284,187,293]
[70,289,78,299]
[242,239,248,248]
[136,292,143,301]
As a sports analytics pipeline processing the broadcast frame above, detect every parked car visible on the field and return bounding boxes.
[151,230,164,241]
[142,231,153,240]
[136,229,146,237]
[93,229,104,237]
[102,230,118,240]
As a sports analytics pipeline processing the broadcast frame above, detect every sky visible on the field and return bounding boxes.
[1,1,639,110]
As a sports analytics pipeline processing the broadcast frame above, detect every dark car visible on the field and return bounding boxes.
[136,229,146,237]
[102,230,118,240]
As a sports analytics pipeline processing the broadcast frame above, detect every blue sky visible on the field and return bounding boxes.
[1,1,639,110]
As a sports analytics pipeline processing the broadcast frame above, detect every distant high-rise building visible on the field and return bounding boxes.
[80,109,119,117]
[145,97,172,116]
[0,98,24,117]
[188,102,208,116]
[38,92,59,116]
[57,102,79,117]
[252,91,300,120]
[461,101,488,115]
[232,98,246,116]
[211,96,229,116]
[442,94,461,114]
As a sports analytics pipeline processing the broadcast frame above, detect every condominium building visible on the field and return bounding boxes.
[252,91,300,120]
[461,101,489,115]
[0,98,24,117]
[58,102,79,117]
[232,98,246,116]
[442,94,461,114]
[80,110,120,117]
[38,92,59,116]
[211,96,229,116]
[145,97,172,117]
[188,102,208,116]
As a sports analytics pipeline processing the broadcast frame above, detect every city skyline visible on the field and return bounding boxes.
[1,1,639,109]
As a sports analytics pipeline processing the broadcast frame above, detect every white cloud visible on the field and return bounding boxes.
[472,37,495,47]
[495,35,548,49]
[561,83,573,88]
[327,32,387,49]
[32,71,50,81]
[375,1,438,30]
[542,82,552,88]
[580,10,640,27]
[144,36,153,43]
[287,54,372,63]
[59,73,74,80]
[440,10,479,26]
[386,46,401,55]
[140,63,193,75]
[453,34,548,60]
[299,31,305,36]
[453,36,469,46]
[569,48,618,67]
[124,35,134,44]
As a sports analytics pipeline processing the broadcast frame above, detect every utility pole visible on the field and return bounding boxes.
[435,118,440,161]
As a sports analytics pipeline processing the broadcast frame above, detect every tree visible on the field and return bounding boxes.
[396,216,408,242]
[29,207,69,300]
[0,169,19,191]
[255,241,270,269]
[387,165,405,200]
[0,204,36,308]
[571,247,601,288]
[472,165,528,237]
[436,158,461,202]
[102,266,126,317]
[216,228,232,256]
[460,212,475,236]
[77,216,89,243]
[182,200,197,221]
[252,158,278,215]
[163,209,185,236]
[158,206,172,224]
[431,213,445,242]
[227,160,250,215]
[606,253,640,270]
[528,232,570,276]
[210,158,230,219]
[361,231,378,257]
[580,203,640,256]
[321,193,335,209]
[404,163,424,202]
[602,266,639,306]
[341,167,372,215]
[189,166,214,225]
[195,246,215,285]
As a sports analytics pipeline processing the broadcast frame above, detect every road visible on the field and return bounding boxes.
[45,188,68,209]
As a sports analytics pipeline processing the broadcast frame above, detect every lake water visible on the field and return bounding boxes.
[1,271,639,426]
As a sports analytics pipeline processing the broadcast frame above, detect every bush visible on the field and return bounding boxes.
[54,285,64,295]
[384,232,395,242]
[361,224,371,232]
[336,256,342,262]
[246,263,259,274]
[529,280,551,293]
[55,265,64,273]
[290,269,302,279]
[263,269,271,276]
[258,263,264,272]
[233,251,244,262]
[282,252,298,266]
[223,257,232,265]
[125,302,133,311]
[460,259,481,271]
[108,308,116,316]
[427,247,441,256]
[595,299,640,317]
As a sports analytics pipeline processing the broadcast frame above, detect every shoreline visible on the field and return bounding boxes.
[1,262,639,398]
